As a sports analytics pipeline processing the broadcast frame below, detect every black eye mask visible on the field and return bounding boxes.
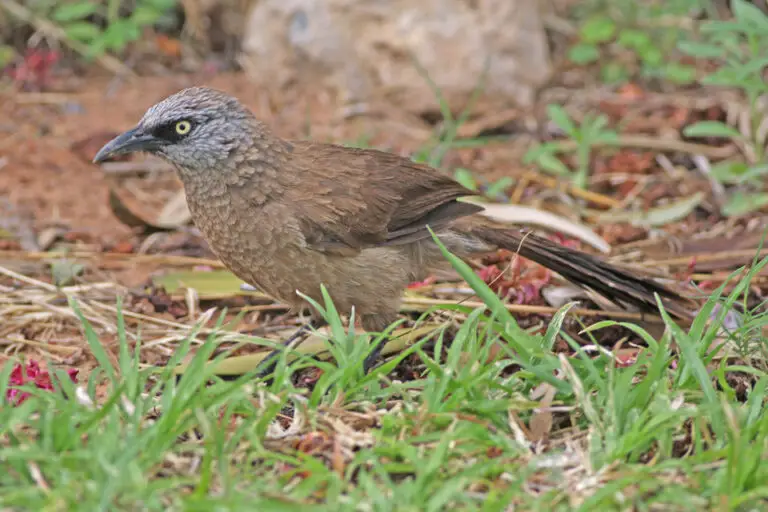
[151,119,196,142]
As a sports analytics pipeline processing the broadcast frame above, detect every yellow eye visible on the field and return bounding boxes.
[175,120,192,135]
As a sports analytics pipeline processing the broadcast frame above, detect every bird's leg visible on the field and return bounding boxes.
[255,317,328,379]
[255,311,396,378]
[361,313,396,374]
[363,344,385,375]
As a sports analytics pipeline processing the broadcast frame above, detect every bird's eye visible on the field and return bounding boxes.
[175,120,192,135]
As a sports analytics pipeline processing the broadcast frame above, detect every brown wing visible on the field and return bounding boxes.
[284,141,482,256]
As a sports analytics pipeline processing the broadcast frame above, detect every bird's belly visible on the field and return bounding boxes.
[188,199,416,315]
[223,243,413,315]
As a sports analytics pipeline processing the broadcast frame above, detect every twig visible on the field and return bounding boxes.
[401,297,672,324]
[0,264,58,292]
[645,249,768,267]
[690,272,767,282]
[0,250,225,268]
[520,171,621,208]
[550,134,736,160]
[90,301,262,342]
[1,338,80,354]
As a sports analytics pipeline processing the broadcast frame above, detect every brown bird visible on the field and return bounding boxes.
[94,87,693,373]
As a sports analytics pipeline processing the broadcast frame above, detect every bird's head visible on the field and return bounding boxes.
[93,87,257,172]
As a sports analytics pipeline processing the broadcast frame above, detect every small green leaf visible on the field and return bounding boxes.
[484,177,514,198]
[600,62,629,84]
[153,270,255,299]
[638,45,663,67]
[126,22,141,40]
[546,105,577,136]
[683,121,742,140]
[617,29,652,51]
[522,142,559,164]
[132,6,162,26]
[64,21,101,42]
[678,41,724,59]
[700,64,742,88]
[732,0,768,29]
[662,63,697,84]
[568,43,600,64]
[533,152,571,177]
[53,1,98,22]
[85,37,107,59]
[453,168,478,191]
[710,160,750,184]
[593,128,619,144]
[580,16,616,44]
[700,20,745,35]
[583,114,613,140]
[722,192,768,217]
[737,164,768,183]
[102,20,137,51]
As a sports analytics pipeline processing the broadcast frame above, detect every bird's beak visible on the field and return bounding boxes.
[92,127,165,164]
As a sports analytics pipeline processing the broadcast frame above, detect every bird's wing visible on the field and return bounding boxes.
[285,141,483,257]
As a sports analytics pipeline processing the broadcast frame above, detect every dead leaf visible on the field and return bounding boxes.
[528,382,556,442]
[617,83,645,100]
[153,269,264,300]
[108,186,190,233]
[50,259,85,287]
[154,34,182,58]
[594,192,705,228]
[36,226,68,251]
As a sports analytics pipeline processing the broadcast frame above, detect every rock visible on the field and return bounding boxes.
[239,0,552,110]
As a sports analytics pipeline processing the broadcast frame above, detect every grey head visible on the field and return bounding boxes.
[93,87,258,172]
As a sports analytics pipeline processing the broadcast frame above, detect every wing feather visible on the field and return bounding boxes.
[284,142,482,256]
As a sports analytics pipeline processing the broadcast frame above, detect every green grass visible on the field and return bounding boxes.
[2,240,768,511]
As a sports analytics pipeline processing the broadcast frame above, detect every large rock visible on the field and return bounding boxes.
[239,0,552,110]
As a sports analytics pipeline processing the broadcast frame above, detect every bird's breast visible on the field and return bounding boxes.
[185,193,306,301]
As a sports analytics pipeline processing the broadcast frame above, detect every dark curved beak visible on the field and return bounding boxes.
[92,127,165,164]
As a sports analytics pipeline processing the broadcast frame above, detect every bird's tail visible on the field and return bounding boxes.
[451,221,696,319]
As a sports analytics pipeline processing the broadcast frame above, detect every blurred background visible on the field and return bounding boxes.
[0,0,766,288]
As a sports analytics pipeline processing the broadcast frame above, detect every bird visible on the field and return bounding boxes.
[93,87,694,374]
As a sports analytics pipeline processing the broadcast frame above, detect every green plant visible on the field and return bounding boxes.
[568,0,711,85]
[4,0,177,60]
[679,0,768,216]
[452,168,513,200]
[523,104,619,190]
